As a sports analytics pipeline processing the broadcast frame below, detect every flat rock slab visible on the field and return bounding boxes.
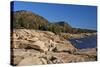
[75,48,97,56]
[12,49,41,57]
[51,53,85,63]
[18,56,43,66]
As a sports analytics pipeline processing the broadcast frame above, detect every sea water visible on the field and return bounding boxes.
[68,35,97,49]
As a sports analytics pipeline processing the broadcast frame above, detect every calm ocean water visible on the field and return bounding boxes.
[68,35,97,49]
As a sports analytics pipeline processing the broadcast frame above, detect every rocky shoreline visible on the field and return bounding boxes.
[59,32,97,39]
[11,29,97,66]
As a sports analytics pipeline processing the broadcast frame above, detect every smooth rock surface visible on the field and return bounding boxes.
[18,56,43,66]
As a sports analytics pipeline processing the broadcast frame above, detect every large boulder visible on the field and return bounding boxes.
[12,40,48,52]
[30,41,48,52]
[55,41,77,53]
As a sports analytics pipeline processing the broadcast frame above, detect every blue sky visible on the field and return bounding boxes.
[11,1,97,30]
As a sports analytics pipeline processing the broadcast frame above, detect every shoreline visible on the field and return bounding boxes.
[59,32,97,39]
[11,29,97,66]
[68,34,97,49]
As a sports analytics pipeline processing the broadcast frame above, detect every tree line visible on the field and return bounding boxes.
[11,10,97,34]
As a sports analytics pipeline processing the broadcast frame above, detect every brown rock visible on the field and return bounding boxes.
[31,41,48,52]
[18,56,43,66]
[12,56,24,65]
[55,43,76,53]
[75,48,97,57]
